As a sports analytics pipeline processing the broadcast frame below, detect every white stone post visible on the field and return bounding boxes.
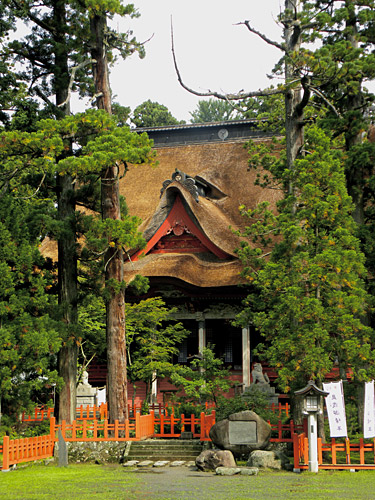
[198,318,206,356]
[308,412,319,473]
[151,371,158,404]
[242,326,251,389]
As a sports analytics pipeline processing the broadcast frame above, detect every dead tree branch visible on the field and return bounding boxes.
[58,60,94,108]
[171,20,284,101]
[237,21,285,52]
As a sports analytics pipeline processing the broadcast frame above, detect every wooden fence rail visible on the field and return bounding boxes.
[1,434,54,471]
[21,403,108,422]
[152,410,216,441]
[293,433,375,470]
[22,401,289,422]
[269,419,307,443]
[53,414,154,442]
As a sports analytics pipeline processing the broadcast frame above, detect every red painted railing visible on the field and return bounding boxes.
[51,410,216,443]
[293,433,375,470]
[21,404,108,422]
[269,419,307,442]
[22,400,287,422]
[1,426,55,471]
[152,410,216,441]
[53,414,154,442]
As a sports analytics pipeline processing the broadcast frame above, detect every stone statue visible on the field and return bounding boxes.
[76,370,97,406]
[251,363,270,390]
[242,362,279,405]
[81,370,89,386]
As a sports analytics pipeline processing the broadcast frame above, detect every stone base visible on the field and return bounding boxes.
[180,432,193,440]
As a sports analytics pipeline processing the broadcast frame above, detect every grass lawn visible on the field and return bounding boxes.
[0,464,140,500]
[1,463,375,500]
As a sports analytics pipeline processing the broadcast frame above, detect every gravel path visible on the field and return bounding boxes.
[123,466,372,500]
[126,466,256,500]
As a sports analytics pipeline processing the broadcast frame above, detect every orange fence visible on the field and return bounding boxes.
[293,433,375,470]
[21,404,108,422]
[53,414,154,442]
[1,433,54,471]
[269,419,307,443]
[152,410,216,441]
[127,401,215,416]
[267,402,290,418]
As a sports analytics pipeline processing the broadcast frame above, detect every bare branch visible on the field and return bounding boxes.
[236,21,284,52]
[58,60,94,108]
[17,172,46,200]
[171,19,285,101]
[104,247,119,272]
[310,87,341,117]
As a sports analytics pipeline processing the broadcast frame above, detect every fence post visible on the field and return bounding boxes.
[49,417,56,442]
[150,410,155,437]
[2,436,10,471]
[317,438,322,465]
[135,412,141,440]
[360,438,365,464]
[292,433,300,471]
[200,412,205,440]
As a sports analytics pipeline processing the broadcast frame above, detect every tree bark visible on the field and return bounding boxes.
[90,12,128,424]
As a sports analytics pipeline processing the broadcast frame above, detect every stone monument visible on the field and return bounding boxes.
[209,410,271,458]
[76,370,97,407]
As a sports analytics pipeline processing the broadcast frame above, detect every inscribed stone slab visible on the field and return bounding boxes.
[228,421,257,445]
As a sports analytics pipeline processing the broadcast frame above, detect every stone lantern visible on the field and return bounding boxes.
[295,380,328,473]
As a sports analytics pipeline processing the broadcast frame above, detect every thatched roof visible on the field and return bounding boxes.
[122,128,279,288]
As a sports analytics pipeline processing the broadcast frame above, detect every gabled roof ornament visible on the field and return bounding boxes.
[161,169,204,202]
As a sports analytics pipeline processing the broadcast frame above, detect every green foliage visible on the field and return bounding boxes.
[236,126,375,393]
[214,391,275,423]
[132,100,185,128]
[171,347,232,405]
[78,293,106,362]
[190,98,239,123]
[126,298,189,393]
[0,195,61,415]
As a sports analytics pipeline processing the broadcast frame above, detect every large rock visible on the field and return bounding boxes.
[247,450,284,470]
[209,410,271,458]
[195,449,236,472]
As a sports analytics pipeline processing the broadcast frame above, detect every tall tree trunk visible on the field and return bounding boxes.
[344,0,365,228]
[54,0,78,424]
[343,0,367,432]
[90,12,128,424]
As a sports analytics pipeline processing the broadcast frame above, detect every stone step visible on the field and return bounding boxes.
[127,450,202,457]
[132,439,202,446]
[129,444,203,450]
[125,439,205,462]
[126,455,199,462]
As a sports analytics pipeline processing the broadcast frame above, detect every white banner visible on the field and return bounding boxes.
[364,381,375,439]
[323,381,347,438]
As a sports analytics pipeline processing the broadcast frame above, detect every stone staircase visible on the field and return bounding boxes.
[124,439,206,463]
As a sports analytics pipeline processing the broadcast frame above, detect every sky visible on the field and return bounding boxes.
[107,1,284,122]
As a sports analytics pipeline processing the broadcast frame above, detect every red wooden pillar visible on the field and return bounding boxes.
[2,436,10,471]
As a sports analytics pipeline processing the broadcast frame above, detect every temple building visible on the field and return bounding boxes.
[110,120,280,403]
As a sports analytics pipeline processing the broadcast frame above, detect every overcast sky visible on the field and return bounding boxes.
[108,1,284,122]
